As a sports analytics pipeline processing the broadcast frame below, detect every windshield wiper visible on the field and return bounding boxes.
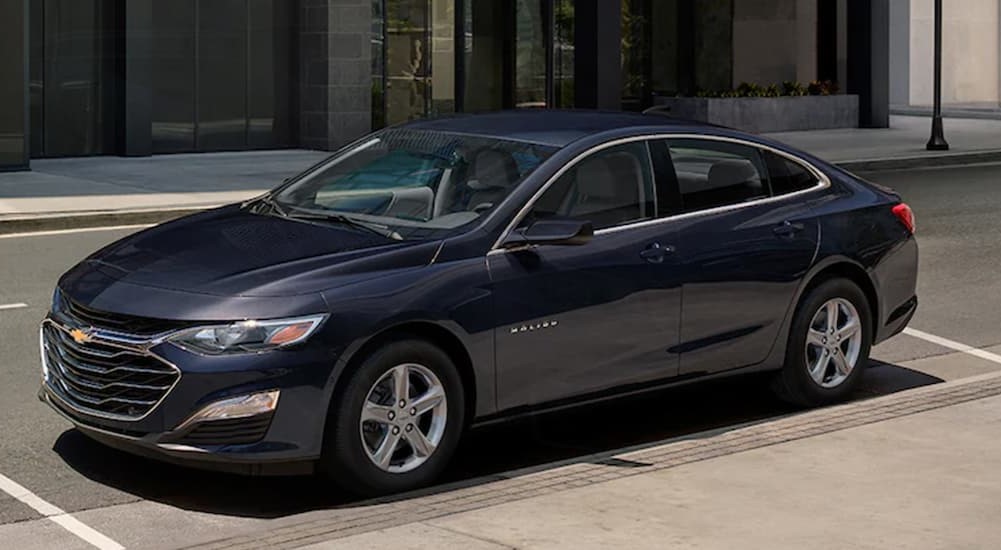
[284,205,401,240]
[250,193,288,217]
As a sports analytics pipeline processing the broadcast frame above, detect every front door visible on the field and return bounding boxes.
[489,141,682,411]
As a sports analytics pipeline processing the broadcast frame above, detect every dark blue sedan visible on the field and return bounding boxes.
[39,111,918,495]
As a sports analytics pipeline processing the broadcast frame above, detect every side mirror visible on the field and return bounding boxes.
[503,219,594,248]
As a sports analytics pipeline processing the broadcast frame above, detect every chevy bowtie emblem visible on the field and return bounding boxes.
[69,328,93,344]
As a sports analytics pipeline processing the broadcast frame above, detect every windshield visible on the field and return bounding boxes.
[270,129,558,240]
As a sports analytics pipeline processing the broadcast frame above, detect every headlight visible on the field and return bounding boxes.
[168,314,327,355]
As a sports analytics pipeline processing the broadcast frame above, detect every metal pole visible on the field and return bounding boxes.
[926,0,949,150]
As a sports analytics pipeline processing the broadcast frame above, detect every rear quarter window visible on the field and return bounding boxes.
[763,151,820,196]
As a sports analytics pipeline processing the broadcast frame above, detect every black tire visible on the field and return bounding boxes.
[321,338,465,497]
[773,278,873,407]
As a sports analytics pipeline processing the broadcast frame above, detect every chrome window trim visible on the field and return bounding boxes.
[40,318,182,423]
[488,133,831,252]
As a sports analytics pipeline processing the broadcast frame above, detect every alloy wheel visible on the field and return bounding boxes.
[359,363,448,473]
[805,298,863,389]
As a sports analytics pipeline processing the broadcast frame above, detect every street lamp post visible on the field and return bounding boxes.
[926,0,949,150]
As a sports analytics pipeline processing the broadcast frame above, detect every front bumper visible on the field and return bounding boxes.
[39,315,339,474]
[39,385,316,474]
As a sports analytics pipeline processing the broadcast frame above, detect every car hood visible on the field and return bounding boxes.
[59,205,441,308]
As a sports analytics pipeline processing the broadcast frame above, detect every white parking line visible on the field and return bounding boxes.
[0,303,28,311]
[904,328,1001,366]
[0,473,123,550]
[0,224,152,240]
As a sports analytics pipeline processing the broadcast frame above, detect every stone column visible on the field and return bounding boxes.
[299,0,372,151]
[888,0,909,107]
[847,0,890,128]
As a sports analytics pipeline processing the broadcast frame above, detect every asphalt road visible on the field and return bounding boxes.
[1,163,1000,548]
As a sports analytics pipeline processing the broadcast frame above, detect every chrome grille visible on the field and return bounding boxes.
[59,293,193,336]
[41,323,180,420]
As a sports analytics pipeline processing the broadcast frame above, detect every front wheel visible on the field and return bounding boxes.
[773,278,872,407]
[322,339,465,496]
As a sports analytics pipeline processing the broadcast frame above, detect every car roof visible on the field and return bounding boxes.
[399,110,719,148]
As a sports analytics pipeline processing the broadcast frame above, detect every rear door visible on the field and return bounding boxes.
[654,138,822,376]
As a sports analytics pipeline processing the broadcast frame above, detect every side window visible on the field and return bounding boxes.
[523,142,656,230]
[763,151,820,195]
[666,139,769,212]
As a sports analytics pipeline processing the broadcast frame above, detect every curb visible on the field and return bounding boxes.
[2,150,1000,234]
[837,149,1001,172]
[0,206,216,235]
[890,107,1001,121]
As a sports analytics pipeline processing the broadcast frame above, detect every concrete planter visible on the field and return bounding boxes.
[652,95,859,133]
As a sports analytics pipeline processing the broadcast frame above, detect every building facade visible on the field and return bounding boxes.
[890,0,1001,109]
[0,0,891,171]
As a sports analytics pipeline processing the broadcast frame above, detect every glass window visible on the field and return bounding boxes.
[273,129,557,240]
[621,0,650,111]
[198,0,248,149]
[152,0,292,153]
[515,0,547,108]
[0,0,27,168]
[763,151,819,196]
[431,0,456,115]
[523,142,656,231]
[372,0,386,128]
[462,0,505,112]
[248,0,291,148]
[152,0,196,152]
[666,139,769,212]
[553,0,574,108]
[385,0,431,125]
[33,0,117,157]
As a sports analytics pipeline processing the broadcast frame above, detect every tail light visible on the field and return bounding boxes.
[892,203,915,234]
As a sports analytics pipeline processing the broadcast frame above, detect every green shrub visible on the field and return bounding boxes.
[669,80,838,99]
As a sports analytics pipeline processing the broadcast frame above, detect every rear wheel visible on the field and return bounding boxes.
[322,339,465,496]
[773,278,872,406]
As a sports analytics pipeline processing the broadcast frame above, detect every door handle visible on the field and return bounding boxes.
[773,221,805,237]
[640,242,675,263]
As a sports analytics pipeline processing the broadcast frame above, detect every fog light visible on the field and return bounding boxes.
[175,390,280,431]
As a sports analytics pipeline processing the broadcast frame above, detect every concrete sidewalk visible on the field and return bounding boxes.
[310,398,1001,549]
[771,114,1001,169]
[185,371,1001,550]
[0,149,327,215]
[1,115,999,231]
[314,382,1001,549]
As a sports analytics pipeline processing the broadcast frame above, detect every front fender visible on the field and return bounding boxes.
[318,255,496,423]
